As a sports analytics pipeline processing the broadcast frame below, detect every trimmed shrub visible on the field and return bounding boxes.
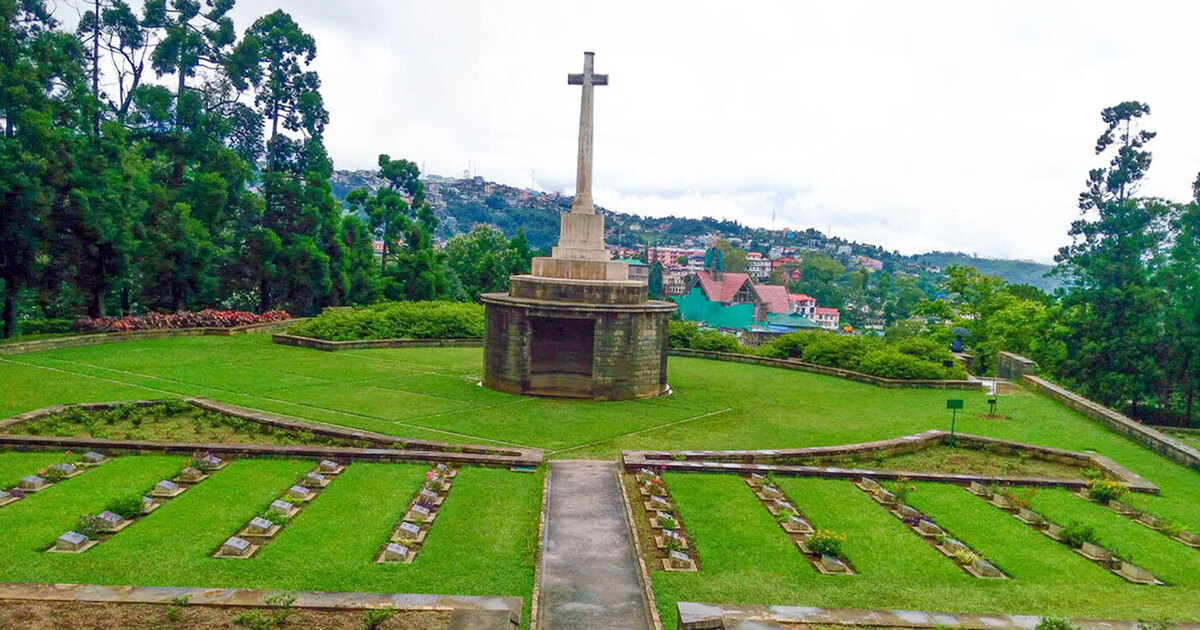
[667,321,742,353]
[802,335,881,371]
[289,301,484,341]
[16,319,74,335]
[858,350,944,380]
[756,331,823,359]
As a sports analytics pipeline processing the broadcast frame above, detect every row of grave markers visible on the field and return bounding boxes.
[2,451,108,511]
[967,482,1162,586]
[50,453,226,554]
[215,459,344,559]
[376,462,458,564]
[635,468,697,572]
[745,473,854,575]
[1073,487,1200,550]
[855,477,1006,579]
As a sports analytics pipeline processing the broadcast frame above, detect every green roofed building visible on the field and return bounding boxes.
[673,287,754,330]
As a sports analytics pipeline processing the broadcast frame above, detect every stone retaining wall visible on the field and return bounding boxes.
[273,333,484,351]
[676,601,1198,630]
[1022,374,1200,472]
[0,582,521,629]
[0,319,301,356]
[666,348,979,390]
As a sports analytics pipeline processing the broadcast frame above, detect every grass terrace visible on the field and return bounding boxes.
[0,451,541,624]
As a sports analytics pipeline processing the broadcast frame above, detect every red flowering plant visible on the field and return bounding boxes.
[1001,486,1037,509]
[887,477,917,504]
[75,310,290,333]
[640,476,668,497]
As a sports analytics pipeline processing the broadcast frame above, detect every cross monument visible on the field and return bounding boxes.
[567,51,607,214]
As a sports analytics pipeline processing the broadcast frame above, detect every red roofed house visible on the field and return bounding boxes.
[687,271,793,322]
[814,306,841,331]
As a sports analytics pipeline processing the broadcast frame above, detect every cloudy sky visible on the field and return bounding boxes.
[166,2,1200,261]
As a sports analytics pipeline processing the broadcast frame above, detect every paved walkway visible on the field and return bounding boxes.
[538,460,651,630]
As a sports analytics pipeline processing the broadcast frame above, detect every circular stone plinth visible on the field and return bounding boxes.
[481,288,675,401]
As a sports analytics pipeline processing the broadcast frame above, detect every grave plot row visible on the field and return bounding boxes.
[966,481,1163,585]
[2,450,108,511]
[215,458,341,559]
[855,477,1006,579]
[632,468,697,572]
[48,453,226,554]
[746,473,853,575]
[1074,484,1200,550]
[376,462,458,564]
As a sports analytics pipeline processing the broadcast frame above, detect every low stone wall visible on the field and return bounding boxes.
[997,351,1037,380]
[0,398,543,467]
[622,430,1158,493]
[273,333,484,351]
[0,582,521,629]
[0,319,301,356]
[666,348,979,390]
[676,601,1196,630]
[1022,374,1200,473]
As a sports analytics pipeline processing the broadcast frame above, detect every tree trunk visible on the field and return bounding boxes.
[258,274,270,313]
[2,283,16,339]
[1187,387,1195,427]
[121,286,131,315]
[92,0,100,138]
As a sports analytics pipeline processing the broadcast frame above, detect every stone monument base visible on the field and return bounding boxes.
[482,276,675,400]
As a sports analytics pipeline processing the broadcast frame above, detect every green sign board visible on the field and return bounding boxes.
[946,399,964,410]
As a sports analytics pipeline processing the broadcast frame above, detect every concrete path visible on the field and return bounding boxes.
[538,460,651,630]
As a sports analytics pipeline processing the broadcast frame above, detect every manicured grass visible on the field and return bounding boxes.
[653,473,1200,628]
[0,452,541,625]
[0,451,71,489]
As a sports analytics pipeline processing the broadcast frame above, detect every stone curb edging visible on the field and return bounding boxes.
[0,398,543,467]
[272,334,484,351]
[0,582,521,628]
[529,468,550,630]
[676,601,1200,630]
[1023,374,1200,473]
[666,348,979,390]
[622,430,1158,494]
[0,320,303,356]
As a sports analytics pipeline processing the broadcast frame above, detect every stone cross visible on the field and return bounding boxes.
[567,52,607,215]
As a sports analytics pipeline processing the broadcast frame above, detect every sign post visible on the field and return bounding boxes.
[946,399,964,446]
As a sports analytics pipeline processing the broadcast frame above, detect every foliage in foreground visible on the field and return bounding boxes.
[288,301,484,341]
[74,310,290,333]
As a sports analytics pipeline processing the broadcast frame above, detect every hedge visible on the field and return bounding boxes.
[288,301,485,341]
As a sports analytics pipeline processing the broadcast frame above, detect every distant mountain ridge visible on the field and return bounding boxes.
[329,170,1061,291]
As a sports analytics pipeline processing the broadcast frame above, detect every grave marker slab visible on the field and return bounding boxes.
[19,475,47,491]
[269,499,297,517]
[380,542,412,563]
[1117,562,1159,585]
[81,452,106,465]
[858,477,882,494]
[51,462,78,477]
[152,480,183,497]
[1016,508,1044,526]
[748,473,767,487]
[897,504,921,520]
[877,489,897,505]
[968,558,1005,579]
[318,459,344,474]
[302,472,328,488]
[1079,542,1111,562]
[435,463,457,478]
[646,495,672,511]
[405,503,433,523]
[941,538,968,556]
[202,454,225,469]
[0,489,13,507]
[285,485,315,501]
[418,488,443,505]
[1109,500,1138,515]
[243,517,278,537]
[176,466,206,483]
[816,554,852,574]
[219,536,254,558]
[141,496,159,514]
[771,499,797,516]
[95,510,125,532]
[967,481,990,496]
[917,520,945,537]
[759,485,783,500]
[54,531,90,552]
[783,515,813,534]
[663,549,696,571]
[394,521,424,544]
[1178,530,1200,548]
[988,493,1013,510]
[1136,513,1165,530]
[1044,523,1064,541]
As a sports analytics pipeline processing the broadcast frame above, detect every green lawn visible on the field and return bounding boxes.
[0,452,542,623]
[654,473,1200,628]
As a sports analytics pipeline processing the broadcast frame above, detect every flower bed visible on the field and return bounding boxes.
[74,310,290,333]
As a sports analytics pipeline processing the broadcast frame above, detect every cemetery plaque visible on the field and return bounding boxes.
[859,477,882,494]
[319,459,342,473]
[286,485,314,501]
[785,515,813,534]
[246,517,275,535]
[667,549,693,570]
[941,538,968,555]
[141,496,157,513]
[19,475,47,491]
[818,554,851,574]
[877,489,897,505]
[772,499,796,515]
[1178,530,1200,547]
[1137,513,1165,529]
[1079,542,1111,562]
[662,528,682,541]
[648,495,671,509]
[51,462,78,476]
[407,504,432,521]
[96,510,124,532]
[0,489,11,505]
[749,473,767,486]
[917,520,945,537]
[383,543,410,562]
[221,536,252,557]
[967,481,990,496]
[82,451,106,465]
[398,521,422,538]
[1118,563,1157,584]
[970,558,1005,578]
[760,485,782,499]
[1016,508,1044,525]
[303,472,327,488]
[418,488,440,503]
[56,531,89,552]
[989,493,1012,510]
[153,480,181,497]
[178,466,205,482]
[269,500,295,516]
[1044,523,1063,540]
[897,504,921,520]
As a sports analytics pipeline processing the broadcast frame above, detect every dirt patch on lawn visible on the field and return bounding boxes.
[0,600,450,629]
[828,445,1088,479]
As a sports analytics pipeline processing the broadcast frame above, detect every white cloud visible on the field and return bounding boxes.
[136,1,1200,262]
